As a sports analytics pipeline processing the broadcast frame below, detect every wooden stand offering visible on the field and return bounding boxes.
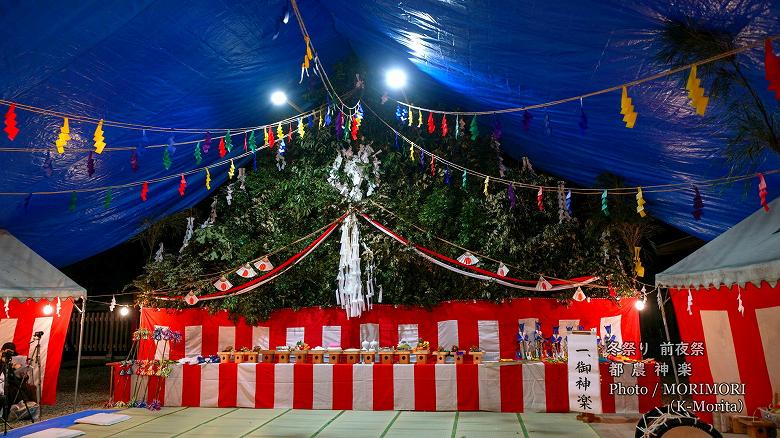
[433,351,448,364]
[276,351,291,363]
[218,351,233,363]
[344,350,360,364]
[245,352,259,363]
[733,416,776,438]
[396,351,411,364]
[327,351,341,364]
[293,350,308,363]
[260,350,274,363]
[454,351,466,365]
[361,352,375,364]
[310,351,325,364]
[469,351,484,364]
[380,351,394,364]
[414,351,430,364]
[233,352,246,364]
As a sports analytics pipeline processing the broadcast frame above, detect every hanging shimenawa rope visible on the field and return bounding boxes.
[393,34,780,116]
[364,102,780,196]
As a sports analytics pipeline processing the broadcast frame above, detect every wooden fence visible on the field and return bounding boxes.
[65,311,137,358]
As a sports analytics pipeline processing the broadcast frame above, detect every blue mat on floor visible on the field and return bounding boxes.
[4,409,117,437]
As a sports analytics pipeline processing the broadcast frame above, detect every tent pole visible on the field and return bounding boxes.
[657,288,681,396]
[74,296,86,411]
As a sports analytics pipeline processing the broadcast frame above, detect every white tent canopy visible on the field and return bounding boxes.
[0,229,85,298]
[656,197,780,289]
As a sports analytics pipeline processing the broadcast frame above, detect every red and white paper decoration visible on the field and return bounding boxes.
[535,276,553,291]
[496,263,509,277]
[184,291,200,306]
[572,287,586,302]
[254,257,274,272]
[213,277,233,291]
[236,264,257,278]
[457,252,479,266]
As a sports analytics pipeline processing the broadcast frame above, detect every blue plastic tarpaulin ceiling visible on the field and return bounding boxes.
[1,0,779,267]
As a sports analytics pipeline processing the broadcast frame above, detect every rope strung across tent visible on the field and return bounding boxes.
[365,101,780,196]
[393,35,780,116]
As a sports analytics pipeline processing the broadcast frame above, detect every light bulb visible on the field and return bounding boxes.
[42,304,53,315]
[270,91,288,106]
[119,306,130,317]
[634,299,646,311]
[385,68,407,90]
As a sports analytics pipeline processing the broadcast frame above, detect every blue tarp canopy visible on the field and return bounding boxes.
[1,0,779,267]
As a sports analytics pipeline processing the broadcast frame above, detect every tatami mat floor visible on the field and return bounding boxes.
[18,407,643,437]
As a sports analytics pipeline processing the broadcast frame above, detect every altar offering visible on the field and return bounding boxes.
[379,348,395,364]
[259,349,274,363]
[234,347,249,364]
[327,347,342,364]
[276,346,291,363]
[433,347,449,364]
[218,346,234,363]
[245,347,259,363]
[310,347,325,364]
[293,341,310,363]
[453,346,466,365]
[344,348,360,364]
[468,346,484,364]
[361,351,375,364]
[414,339,430,364]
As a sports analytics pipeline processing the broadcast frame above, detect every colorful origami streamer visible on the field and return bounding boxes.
[633,246,644,277]
[68,192,77,212]
[601,189,609,216]
[417,109,423,128]
[686,65,709,115]
[55,118,70,153]
[203,131,212,153]
[636,187,646,217]
[3,104,19,141]
[267,127,275,149]
[130,150,139,171]
[441,114,448,137]
[508,184,516,209]
[218,137,226,158]
[758,173,769,211]
[228,159,235,179]
[162,148,171,170]
[224,130,233,152]
[620,87,637,128]
[103,189,112,209]
[141,182,149,201]
[248,131,256,153]
[93,119,106,153]
[483,176,490,197]
[427,112,435,134]
[205,168,211,190]
[178,174,187,197]
[765,39,780,99]
[537,187,544,211]
[469,116,479,140]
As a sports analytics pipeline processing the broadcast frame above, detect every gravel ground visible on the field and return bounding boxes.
[6,358,110,430]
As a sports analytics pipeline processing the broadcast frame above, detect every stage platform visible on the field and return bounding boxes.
[9,407,648,437]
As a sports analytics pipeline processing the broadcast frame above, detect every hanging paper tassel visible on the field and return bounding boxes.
[444,165,452,185]
[565,190,573,216]
[636,187,647,217]
[55,118,70,153]
[335,112,344,138]
[409,143,415,161]
[469,116,479,140]
[180,216,194,252]
[418,149,426,172]
[687,289,693,315]
[557,181,569,222]
[254,256,274,271]
[537,187,544,211]
[758,173,769,211]
[395,104,402,122]
[455,115,460,138]
[184,291,199,306]
[228,159,235,179]
[68,192,77,212]
[213,276,233,291]
[737,287,744,316]
[252,150,258,171]
[692,185,703,220]
[319,111,324,128]
[462,170,467,188]
[93,119,106,153]
[417,109,423,128]
[224,130,233,152]
[394,132,399,150]
[497,263,509,277]
[341,117,348,141]
[441,114,448,137]
[166,135,176,156]
[764,39,780,99]
[178,174,187,196]
[87,151,96,176]
[162,148,171,170]
[572,287,586,302]
[427,112,435,134]
[203,131,212,153]
[42,151,53,177]
[535,276,553,291]
[236,263,257,278]
[109,296,116,312]
[325,107,333,126]
[601,189,609,216]
[218,137,226,158]
[267,126,275,149]
[130,150,139,172]
[508,184,516,208]
[633,246,645,277]
[483,176,490,197]
[141,182,149,201]
[243,132,248,152]
[522,110,532,130]
[457,252,479,265]
[263,127,269,146]
[620,87,637,128]
[248,131,256,153]
[3,103,19,141]
[578,105,588,134]
[205,168,211,190]
[298,118,305,138]
[686,65,709,115]
[351,115,359,140]
[194,142,202,165]
[493,118,503,139]
[154,243,164,262]
[103,189,112,209]
[430,155,436,176]
[238,167,246,190]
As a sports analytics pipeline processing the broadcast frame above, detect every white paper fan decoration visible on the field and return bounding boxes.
[254,257,274,272]
[497,263,509,277]
[184,291,199,306]
[236,264,257,278]
[572,287,586,302]
[535,276,553,291]
[457,252,479,266]
[213,277,233,291]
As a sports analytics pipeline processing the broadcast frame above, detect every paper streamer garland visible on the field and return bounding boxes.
[93,119,106,153]
[758,173,769,211]
[537,187,544,211]
[55,118,70,153]
[3,103,19,141]
[601,189,609,216]
[141,182,149,201]
[633,246,644,277]
[636,188,646,217]
[686,65,709,115]
[178,174,187,197]
[620,87,637,128]
[205,168,211,190]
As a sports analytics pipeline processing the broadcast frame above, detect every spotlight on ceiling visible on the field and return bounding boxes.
[43,304,53,315]
[119,306,130,317]
[270,91,288,106]
[634,298,646,311]
[385,68,408,90]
